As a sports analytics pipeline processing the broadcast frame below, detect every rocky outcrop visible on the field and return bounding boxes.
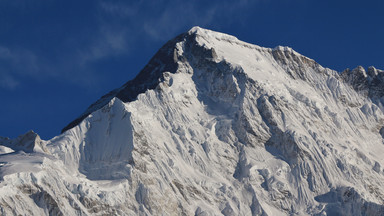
[342,66,384,99]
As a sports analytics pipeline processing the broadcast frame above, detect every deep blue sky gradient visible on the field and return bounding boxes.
[1,0,383,139]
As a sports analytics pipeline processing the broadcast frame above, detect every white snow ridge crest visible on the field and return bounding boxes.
[1,27,384,215]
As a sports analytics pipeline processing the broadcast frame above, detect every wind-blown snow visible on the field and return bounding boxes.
[1,27,384,215]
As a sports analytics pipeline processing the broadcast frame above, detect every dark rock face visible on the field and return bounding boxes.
[62,30,226,133]
[342,66,384,99]
[61,33,187,133]
[272,46,322,81]
[315,187,384,216]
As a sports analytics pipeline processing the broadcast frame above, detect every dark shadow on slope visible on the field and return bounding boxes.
[62,32,187,133]
[315,187,384,216]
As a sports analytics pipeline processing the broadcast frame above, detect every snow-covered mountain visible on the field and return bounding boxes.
[1,27,384,215]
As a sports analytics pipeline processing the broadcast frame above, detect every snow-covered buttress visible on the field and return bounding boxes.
[1,27,384,215]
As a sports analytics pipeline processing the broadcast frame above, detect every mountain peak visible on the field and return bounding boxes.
[63,27,384,135]
[61,27,334,133]
[0,130,48,153]
[2,27,384,215]
[188,26,207,35]
[188,26,240,41]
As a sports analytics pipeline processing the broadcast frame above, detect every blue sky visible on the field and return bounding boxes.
[1,0,383,139]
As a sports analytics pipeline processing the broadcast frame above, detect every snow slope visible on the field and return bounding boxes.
[1,27,384,215]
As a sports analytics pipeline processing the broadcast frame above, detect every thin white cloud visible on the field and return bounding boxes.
[0,47,12,59]
[0,0,258,90]
[78,26,128,65]
[0,74,19,90]
[145,1,219,40]
[98,0,257,42]
[0,45,41,90]
[99,1,140,17]
[0,46,38,72]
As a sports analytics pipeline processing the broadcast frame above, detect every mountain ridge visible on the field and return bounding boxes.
[62,27,335,133]
[1,26,384,215]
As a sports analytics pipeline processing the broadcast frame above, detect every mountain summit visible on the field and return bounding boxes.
[1,27,384,215]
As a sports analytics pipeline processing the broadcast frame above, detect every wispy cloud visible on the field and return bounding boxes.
[77,25,128,65]
[0,74,19,90]
[99,1,139,17]
[0,45,41,90]
[98,0,257,41]
[141,1,217,41]
[0,46,39,75]
[0,0,258,90]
